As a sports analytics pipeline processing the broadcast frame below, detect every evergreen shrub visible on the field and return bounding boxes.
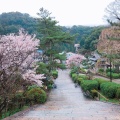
[81,80,98,92]
[100,82,120,98]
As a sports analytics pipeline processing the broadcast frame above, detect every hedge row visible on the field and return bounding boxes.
[70,69,120,99]
[100,82,120,98]
[106,72,120,79]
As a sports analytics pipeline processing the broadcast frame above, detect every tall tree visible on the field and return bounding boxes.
[37,8,75,71]
[0,30,44,114]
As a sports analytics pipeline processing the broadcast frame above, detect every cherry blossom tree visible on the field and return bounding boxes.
[0,30,44,113]
[66,54,86,68]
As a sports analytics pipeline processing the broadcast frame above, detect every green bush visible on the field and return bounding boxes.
[47,80,54,90]
[116,88,120,99]
[58,64,66,69]
[36,62,49,75]
[100,82,120,98]
[107,72,120,79]
[93,78,109,90]
[71,73,78,83]
[98,68,104,73]
[47,84,53,90]
[25,87,47,104]
[112,73,120,79]
[51,70,58,79]
[81,80,98,92]
[78,75,88,80]
[77,78,84,85]
[27,85,39,91]
[70,67,78,77]
[106,68,114,73]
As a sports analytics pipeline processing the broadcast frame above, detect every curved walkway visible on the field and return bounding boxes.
[4,70,120,120]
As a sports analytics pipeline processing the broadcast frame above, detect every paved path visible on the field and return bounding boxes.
[4,70,120,120]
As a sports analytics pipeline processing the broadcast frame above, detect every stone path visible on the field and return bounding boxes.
[4,70,120,120]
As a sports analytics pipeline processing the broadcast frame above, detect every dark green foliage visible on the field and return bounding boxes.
[62,25,105,52]
[25,87,47,104]
[106,68,114,73]
[98,68,104,73]
[36,62,49,75]
[47,80,54,90]
[100,82,120,98]
[0,11,105,53]
[83,26,105,51]
[116,88,120,99]
[77,78,84,85]
[0,12,37,35]
[112,73,120,79]
[51,70,58,79]
[12,92,24,102]
[47,84,53,90]
[78,75,88,80]
[93,78,109,90]
[71,73,78,83]
[81,80,98,92]
[69,66,79,77]
[27,85,40,91]
[58,64,66,70]
[107,72,120,79]
[37,8,75,72]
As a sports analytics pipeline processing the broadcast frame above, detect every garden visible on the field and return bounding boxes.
[70,66,120,104]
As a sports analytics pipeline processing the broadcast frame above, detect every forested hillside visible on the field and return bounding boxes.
[62,25,105,52]
[0,12,106,53]
[0,12,37,35]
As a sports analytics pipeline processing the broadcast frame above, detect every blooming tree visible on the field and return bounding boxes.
[66,54,86,68]
[0,30,44,112]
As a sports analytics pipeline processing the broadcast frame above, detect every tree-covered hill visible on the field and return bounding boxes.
[0,12,37,35]
[0,12,106,53]
[62,25,106,53]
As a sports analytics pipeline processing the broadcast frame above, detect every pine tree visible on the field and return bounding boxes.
[37,8,75,72]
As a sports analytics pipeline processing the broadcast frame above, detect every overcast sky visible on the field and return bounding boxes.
[0,0,114,26]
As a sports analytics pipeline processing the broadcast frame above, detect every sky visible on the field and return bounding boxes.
[0,0,115,26]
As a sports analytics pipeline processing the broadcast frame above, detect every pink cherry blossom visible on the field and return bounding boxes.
[0,30,44,87]
[66,53,86,68]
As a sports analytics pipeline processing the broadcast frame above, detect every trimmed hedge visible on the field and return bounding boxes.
[107,72,120,79]
[78,75,88,80]
[116,88,120,99]
[93,78,109,90]
[70,69,120,100]
[100,82,120,98]
[81,80,98,92]
[77,78,84,85]
[106,68,115,73]
[71,73,78,83]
